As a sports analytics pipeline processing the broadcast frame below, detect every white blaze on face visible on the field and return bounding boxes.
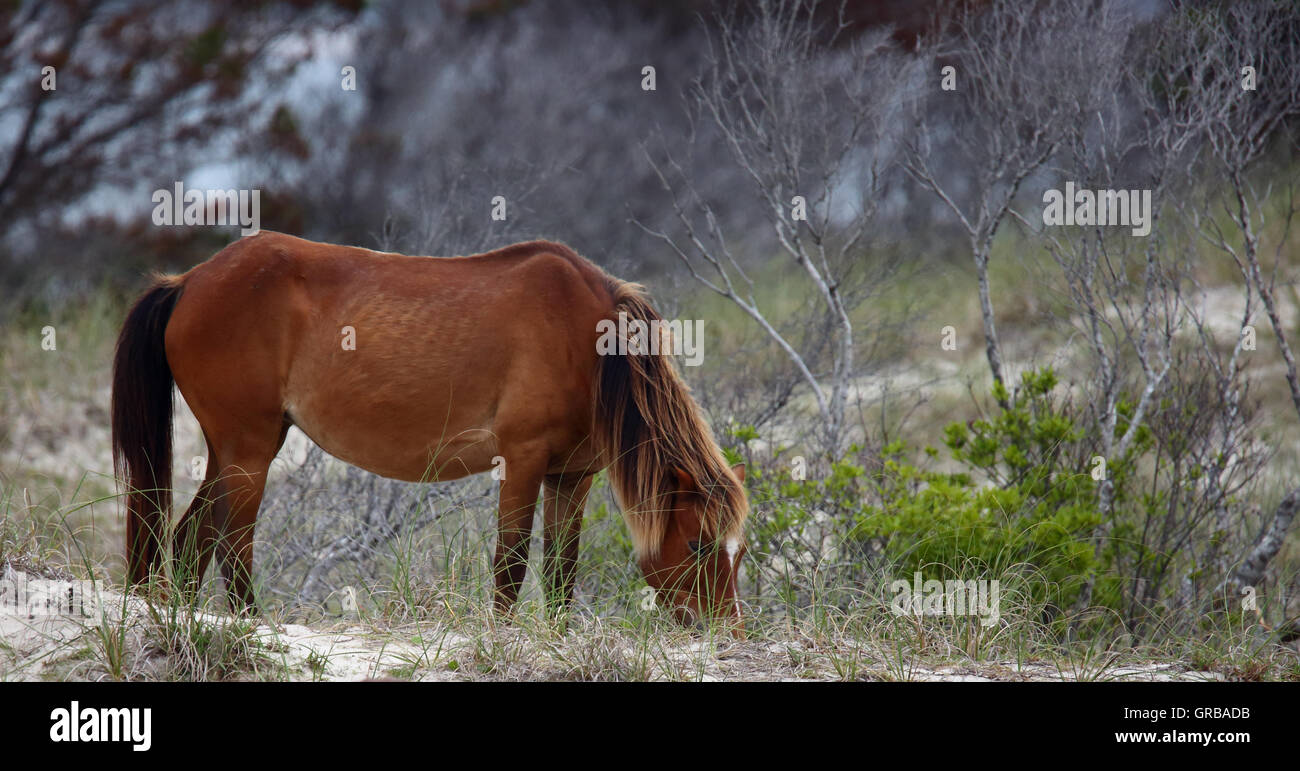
[725,537,742,617]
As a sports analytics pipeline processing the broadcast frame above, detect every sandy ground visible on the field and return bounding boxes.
[0,568,1229,682]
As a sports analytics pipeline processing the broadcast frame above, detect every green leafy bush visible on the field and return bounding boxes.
[852,370,1106,623]
[739,368,1119,629]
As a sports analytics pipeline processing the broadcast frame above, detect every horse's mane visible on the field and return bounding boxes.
[593,278,748,558]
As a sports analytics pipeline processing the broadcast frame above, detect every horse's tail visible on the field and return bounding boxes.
[112,274,184,585]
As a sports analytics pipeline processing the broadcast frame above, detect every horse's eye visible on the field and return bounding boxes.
[688,540,703,555]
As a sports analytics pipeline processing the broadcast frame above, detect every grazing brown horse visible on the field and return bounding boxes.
[111,232,748,629]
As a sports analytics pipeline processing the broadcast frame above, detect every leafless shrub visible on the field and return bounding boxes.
[1155,0,1300,626]
[905,0,1131,394]
[637,0,921,458]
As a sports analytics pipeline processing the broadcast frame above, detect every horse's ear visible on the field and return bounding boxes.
[730,463,746,483]
[673,467,697,492]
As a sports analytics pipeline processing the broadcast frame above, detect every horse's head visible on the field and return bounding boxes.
[638,462,748,636]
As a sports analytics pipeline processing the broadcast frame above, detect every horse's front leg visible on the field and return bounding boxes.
[491,451,547,615]
[542,473,593,616]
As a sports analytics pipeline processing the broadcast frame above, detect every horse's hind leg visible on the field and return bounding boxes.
[172,438,222,603]
[542,473,593,615]
[206,418,291,614]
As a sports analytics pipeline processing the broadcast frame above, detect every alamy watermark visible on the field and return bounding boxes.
[152,181,260,236]
[0,573,99,618]
[596,311,704,366]
[889,572,1001,628]
[1042,181,1152,237]
[50,701,151,752]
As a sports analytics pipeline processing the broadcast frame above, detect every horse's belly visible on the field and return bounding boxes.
[287,402,500,483]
